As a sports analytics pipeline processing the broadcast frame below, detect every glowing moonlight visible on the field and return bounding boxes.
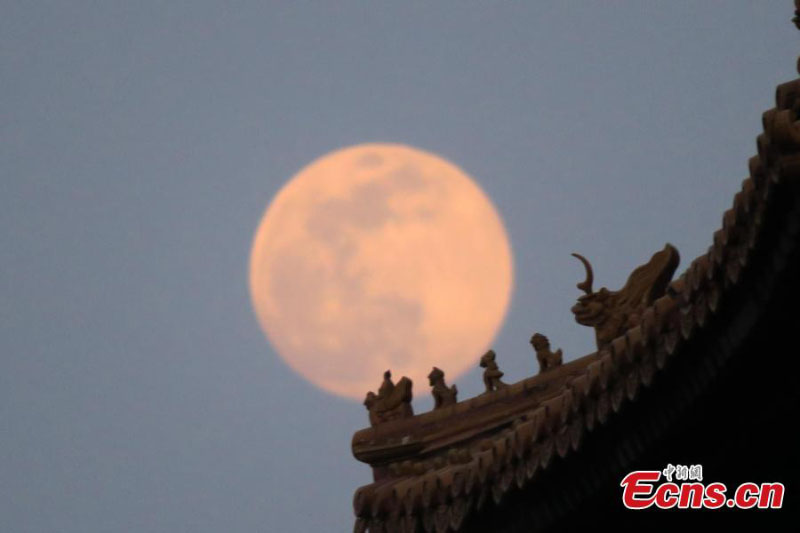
[249,144,513,400]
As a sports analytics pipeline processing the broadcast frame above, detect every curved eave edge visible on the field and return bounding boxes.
[351,73,800,533]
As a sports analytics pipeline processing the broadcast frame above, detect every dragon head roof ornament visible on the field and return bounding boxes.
[571,244,680,349]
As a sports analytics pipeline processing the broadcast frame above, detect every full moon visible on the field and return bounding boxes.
[249,143,513,400]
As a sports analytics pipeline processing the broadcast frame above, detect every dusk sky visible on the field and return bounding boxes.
[1,2,796,531]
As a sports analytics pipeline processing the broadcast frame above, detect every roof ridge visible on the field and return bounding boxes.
[351,44,800,533]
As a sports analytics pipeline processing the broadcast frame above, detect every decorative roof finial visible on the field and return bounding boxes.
[479,350,508,393]
[531,333,563,374]
[571,244,679,348]
[428,367,458,409]
[571,253,594,295]
[363,370,414,426]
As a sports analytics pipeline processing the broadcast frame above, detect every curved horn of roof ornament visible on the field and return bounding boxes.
[571,253,594,294]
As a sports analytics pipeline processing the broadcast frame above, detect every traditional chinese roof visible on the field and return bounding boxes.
[350,14,800,533]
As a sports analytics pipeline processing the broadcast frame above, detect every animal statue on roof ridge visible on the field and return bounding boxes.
[428,367,458,409]
[531,332,563,373]
[571,243,680,349]
[479,350,508,393]
[363,370,414,426]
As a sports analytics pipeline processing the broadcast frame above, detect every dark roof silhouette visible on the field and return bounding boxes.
[350,7,800,531]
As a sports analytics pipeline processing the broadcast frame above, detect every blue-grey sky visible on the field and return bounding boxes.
[1,2,795,531]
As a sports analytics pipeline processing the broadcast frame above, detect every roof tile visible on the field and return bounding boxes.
[351,58,800,532]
